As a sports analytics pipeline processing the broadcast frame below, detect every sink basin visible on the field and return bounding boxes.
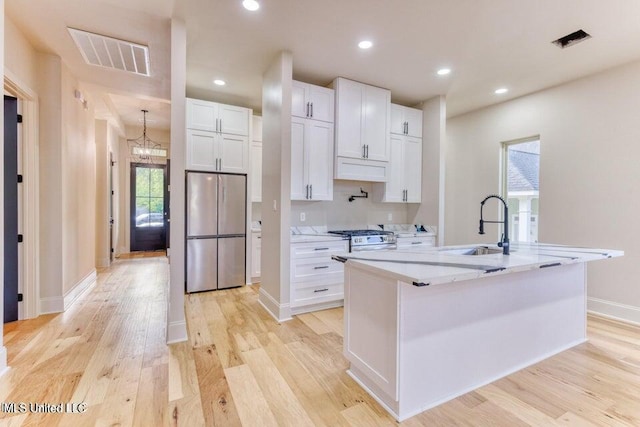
[441,246,503,256]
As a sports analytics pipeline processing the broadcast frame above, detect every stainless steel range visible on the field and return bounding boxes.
[328,229,397,252]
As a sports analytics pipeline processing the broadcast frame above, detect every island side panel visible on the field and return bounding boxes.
[397,262,587,420]
[344,264,400,403]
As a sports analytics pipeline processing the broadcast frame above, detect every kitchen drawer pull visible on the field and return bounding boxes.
[314,247,329,251]
[314,288,329,293]
[411,241,422,245]
[314,265,329,269]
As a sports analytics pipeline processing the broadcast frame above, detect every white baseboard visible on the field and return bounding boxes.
[167,320,188,344]
[291,299,344,316]
[40,296,64,314]
[588,297,640,325]
[258,288,292,323]
[64,270,97,311]
[96,258,110,269]
[39,270,97,314]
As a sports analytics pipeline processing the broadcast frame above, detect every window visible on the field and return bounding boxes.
[134,165,165,228]
[502,138,540,243]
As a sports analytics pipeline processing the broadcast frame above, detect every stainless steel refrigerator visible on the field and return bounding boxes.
[186,172,246,292]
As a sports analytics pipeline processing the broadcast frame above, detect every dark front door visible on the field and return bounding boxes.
[4,96,19,323]
[130,163,167,252]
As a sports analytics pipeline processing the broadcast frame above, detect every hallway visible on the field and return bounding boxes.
[1,255,639,426]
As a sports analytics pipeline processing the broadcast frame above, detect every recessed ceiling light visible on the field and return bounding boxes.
[437,68,451,76]
[494,88,508,94]
[358,40,373,49]
[214,79,226,86]
[242,0,260,11]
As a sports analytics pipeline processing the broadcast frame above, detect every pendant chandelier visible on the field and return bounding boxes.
[127,109,163,163]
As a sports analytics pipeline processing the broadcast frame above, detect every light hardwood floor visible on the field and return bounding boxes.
[1,254,639,426]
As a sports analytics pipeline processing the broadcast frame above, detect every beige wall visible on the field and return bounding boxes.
[446,59,640,323]
[4,16,38,91]
[259,51,293,321]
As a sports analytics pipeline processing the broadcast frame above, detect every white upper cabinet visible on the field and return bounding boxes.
[291,80,334,123]
[373,135,422,203]
[186,129,249,173]
[333,78,391,181]
[291,116,334,201]
[186,98,250,136]
[390,104,423,138]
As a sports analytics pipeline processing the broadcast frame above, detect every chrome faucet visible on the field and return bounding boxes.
[479,195,510,255]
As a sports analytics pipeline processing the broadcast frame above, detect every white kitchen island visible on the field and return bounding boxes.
[335,243,623,421]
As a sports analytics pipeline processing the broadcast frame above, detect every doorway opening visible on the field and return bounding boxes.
[130,163,167,252]
[4,95,20,323]
[502,137,540,243]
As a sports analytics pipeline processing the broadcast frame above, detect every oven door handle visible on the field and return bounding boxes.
[352,244,397,252]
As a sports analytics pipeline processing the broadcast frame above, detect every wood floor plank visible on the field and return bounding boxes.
[224,364,278,427]
[341,402,396,427]
[241,347,315,427]
[193,345,242,426]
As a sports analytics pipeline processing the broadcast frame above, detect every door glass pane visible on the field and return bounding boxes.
[505,140,540,243]
[135,166,164,228]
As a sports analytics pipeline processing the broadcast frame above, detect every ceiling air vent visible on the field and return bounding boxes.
[552,29,591,49]
[68,28,150,76]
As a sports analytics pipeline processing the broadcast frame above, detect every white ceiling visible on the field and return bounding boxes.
[7,0,640,127]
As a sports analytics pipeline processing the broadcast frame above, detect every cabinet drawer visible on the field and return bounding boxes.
[397,236,435,251]
[291,240,348,258]
[292,283,343,307]
[291,257,344,287]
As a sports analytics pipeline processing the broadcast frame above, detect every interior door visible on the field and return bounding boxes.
[4,96,19,323]
[130,163,166,252]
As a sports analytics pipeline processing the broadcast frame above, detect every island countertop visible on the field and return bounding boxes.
[334,243,623,287]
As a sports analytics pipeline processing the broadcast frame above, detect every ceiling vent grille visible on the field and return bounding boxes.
[552,29,591,49]
[68,28,150,76]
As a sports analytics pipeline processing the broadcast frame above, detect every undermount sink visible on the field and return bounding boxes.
[441,246,503,256]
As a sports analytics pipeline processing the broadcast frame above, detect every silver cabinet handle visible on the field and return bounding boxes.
[314,288,329,293]
[310,102,313,118]
[305,102,309,117]
[405,121,408,135]
[219,119,222,133]
[362,145,366,158]
[314,247,329,251]
[411,241,422,245]
[310,184,313,199]
[219,158,222,170]
[314,266,329,270]
[366,145,369,158]
[305,184,309,199]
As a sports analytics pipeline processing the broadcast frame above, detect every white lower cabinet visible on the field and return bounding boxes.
[396,235,435,251]
[251,232,261,281]
[290,239,348,312]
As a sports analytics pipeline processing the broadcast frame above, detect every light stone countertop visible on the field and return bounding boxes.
[290,234,348,243]
[335,243,623,287]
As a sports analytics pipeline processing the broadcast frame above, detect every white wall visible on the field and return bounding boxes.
[290,180,409,228]
[167,18,187,344]
[259,51,293,321]
[4,16,37,91]
[446,59,640,323]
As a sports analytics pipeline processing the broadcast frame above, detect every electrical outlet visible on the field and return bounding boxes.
[387,213,393,221]
[300,212,306,222]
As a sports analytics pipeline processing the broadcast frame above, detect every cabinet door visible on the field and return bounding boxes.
[362,85,390,161]
[404,107,423,138]
[252,115,263,142]
[390,104,405,135]
[186,99,216,131]
[251,142,262,202]
[308,85,334,123]
[404,136,422,203]
[291,118,307,200]
[307,120,334,200]
[218,134,249,173]
[186,129,217,171]
[385,135,405,202]
[335,79,364,159]
[292,81,309,119]
[218,104,250,136]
